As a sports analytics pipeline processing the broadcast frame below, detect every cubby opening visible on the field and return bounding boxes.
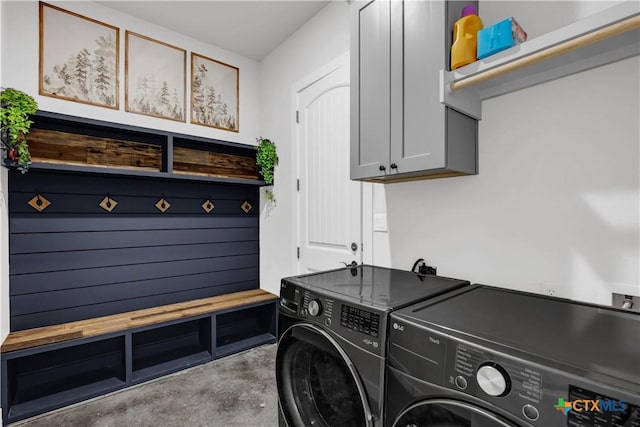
[6,337,125,420]
[132,318,212,380]
[172,138,258,180]
[216,303,276,356]
[28,116,166,173]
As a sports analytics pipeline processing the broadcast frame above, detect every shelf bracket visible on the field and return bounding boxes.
[440,69,483,120]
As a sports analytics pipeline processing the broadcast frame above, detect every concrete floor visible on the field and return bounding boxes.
[11,344,279,427]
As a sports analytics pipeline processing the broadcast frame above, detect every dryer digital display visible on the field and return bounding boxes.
[567,385,640,427]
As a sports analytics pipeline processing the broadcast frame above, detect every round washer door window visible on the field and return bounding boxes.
[392,399,521,427]
[276,323,372,427]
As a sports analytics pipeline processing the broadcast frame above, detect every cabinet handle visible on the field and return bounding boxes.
[390,163,398,169]
[379,165,386,171]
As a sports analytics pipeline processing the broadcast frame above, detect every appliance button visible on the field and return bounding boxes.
[522,404,539,421]
[454,376,468,390]
[325,318,332,327]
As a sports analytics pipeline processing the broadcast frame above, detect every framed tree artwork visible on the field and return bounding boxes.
[125,31,186,122]
[39,2,119,109]
[191,52,239,132]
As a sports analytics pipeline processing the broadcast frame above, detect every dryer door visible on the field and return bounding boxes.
[392,399,522,427]
[276,323,373,427]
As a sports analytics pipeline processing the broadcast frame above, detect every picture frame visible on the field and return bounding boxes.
[191,52,239,132]
[125,31,186,122]
[39,2,119,109]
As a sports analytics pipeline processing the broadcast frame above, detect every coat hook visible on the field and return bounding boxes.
[100,193,118,212]
[155,195,171,213]
[202,196,215,213]
[28,191,51,212]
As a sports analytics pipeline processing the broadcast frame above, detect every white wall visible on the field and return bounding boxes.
[258,2,350,294]
[386,1,640,305]
[257,0,639,305]
[0,0,262,340]
[1,1,261,144]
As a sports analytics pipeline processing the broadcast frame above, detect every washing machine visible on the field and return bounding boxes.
[385,285,640,427]
[275,265,469,427]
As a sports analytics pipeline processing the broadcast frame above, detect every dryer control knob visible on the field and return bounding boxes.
[308,299,322,317]
[476,364,510,397]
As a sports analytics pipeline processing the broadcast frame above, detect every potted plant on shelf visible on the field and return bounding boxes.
[1,87,38,174]
[256,137,278,204]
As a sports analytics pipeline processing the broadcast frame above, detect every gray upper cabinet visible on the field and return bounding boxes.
[351,0,479,183]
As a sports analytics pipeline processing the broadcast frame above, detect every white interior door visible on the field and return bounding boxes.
[296,57,362,274]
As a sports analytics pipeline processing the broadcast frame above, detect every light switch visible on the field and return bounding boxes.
[374,213,387,232]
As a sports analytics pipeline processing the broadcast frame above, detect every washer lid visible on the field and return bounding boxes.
[395,285,640,387]
[282,265,469,310]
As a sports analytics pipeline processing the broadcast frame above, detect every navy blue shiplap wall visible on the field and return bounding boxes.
[8,171,259,331]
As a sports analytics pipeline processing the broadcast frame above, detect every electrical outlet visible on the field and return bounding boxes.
[539,284,559,297]
[612,293,639,312]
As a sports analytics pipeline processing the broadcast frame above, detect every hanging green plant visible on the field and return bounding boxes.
[265,189,276,205]
[256,137,278,185]
[1,87,38,174]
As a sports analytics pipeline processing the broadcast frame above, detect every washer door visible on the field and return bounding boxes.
[276,323,373,427]
[392,399,521,427]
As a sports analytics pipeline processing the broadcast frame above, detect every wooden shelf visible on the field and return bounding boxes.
[27,161,266,186]
[8,111,266,186]
[440,1,640,119]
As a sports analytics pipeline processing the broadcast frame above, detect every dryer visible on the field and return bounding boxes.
[385,285,640,427]
[276,265,469,427]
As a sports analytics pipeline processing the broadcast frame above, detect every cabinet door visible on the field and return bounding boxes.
[391,0,447,175]
[350,0,391,180]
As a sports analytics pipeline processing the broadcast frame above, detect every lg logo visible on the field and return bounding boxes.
[392,322,404,332]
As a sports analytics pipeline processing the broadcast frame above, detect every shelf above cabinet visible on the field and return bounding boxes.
[440,1,640,119]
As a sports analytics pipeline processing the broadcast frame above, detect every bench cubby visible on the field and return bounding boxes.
[131,317,213,382]
[216,303,278,358]
[1,290,278,425]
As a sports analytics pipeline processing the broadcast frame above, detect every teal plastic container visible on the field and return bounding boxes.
[477,17,527,59]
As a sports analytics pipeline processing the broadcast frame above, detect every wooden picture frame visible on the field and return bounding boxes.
[125,31,186,122]
[191,52,239,132]
[39,2,119,109]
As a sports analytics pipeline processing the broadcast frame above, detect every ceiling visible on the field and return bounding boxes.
[97,1,331,61]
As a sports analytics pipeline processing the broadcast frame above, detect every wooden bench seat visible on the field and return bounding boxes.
[1,289,277,353]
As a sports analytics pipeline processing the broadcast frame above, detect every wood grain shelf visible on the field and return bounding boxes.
[9,111,266,186]
[1,289,276,353]
[440,1,640,119]
[27,161,266,186]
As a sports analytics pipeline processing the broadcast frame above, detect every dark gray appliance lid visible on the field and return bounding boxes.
[282,265,469,310]
[396,285,640,385]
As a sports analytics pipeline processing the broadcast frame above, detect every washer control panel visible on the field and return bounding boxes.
[340,305,380,338]
[280,282,386,356]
